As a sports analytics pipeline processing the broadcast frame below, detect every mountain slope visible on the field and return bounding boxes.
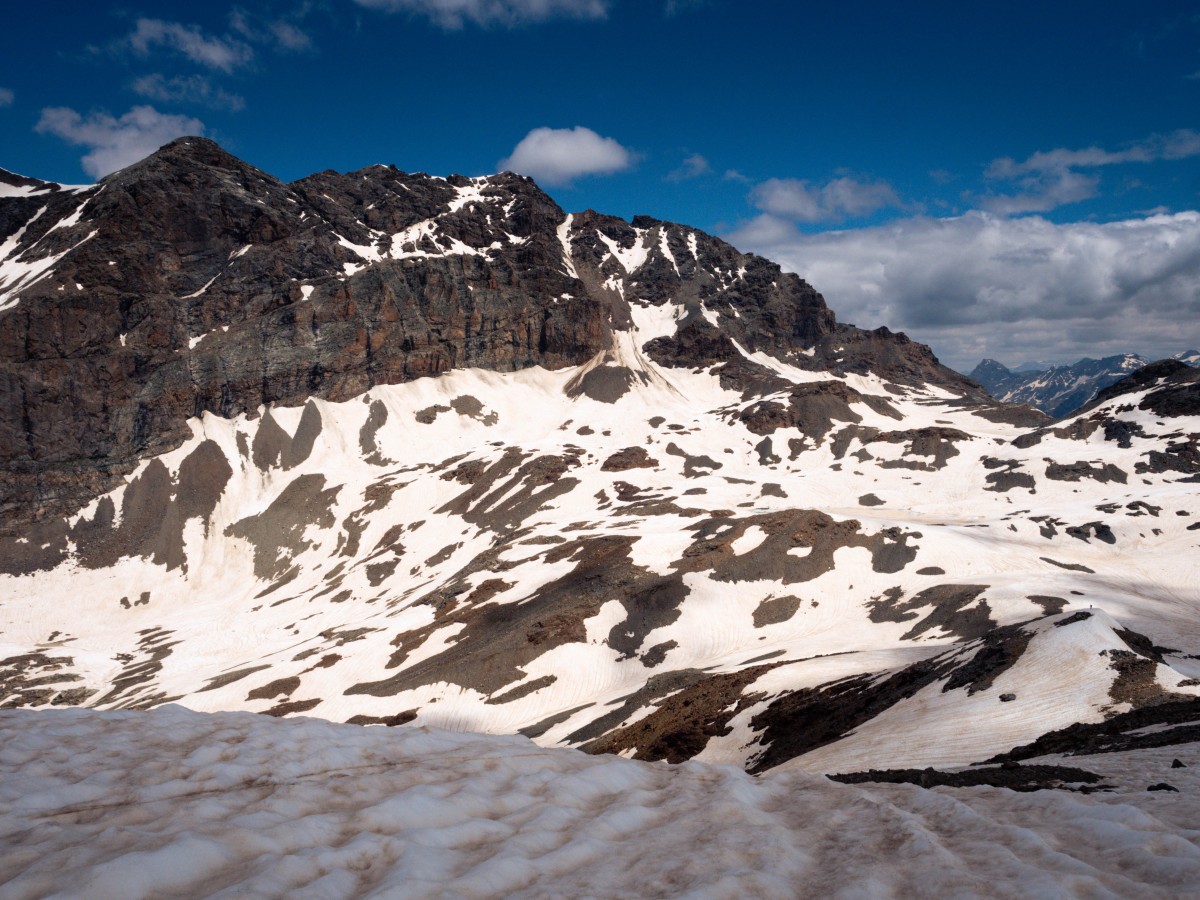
[1,139,1198,780]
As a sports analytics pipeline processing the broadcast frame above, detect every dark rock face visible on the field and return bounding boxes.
[0,137,980,540]
[601,447,659,471]
[0,139,597,536]
[987,697,1200,762]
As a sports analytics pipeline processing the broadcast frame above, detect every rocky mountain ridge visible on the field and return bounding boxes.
[1,137,977,544]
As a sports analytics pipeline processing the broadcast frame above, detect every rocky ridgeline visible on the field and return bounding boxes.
[1,138,976,538]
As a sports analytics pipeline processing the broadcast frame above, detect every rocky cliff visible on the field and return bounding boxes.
[1,138,977,543]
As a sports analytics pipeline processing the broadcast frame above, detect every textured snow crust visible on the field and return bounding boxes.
[2,706,1199,900]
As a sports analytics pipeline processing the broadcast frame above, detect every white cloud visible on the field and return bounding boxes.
[500,126,631,186]
[351,0,609,28]
[269,20,314,50]
[752,176,901,223]
[128,18,254,72]
[726,210,1200,370]
[667,153,710,182]
[0,88,13,108]
[977,168,1100,215]
[980,130,1200,214]
[132,74,246,112]
[229,10,314,52]
[1163,129,1200,159]
[35,105,206,179]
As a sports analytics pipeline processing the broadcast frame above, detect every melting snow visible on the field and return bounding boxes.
[658,229,680,276]
[628,300,684,341]
[0,179,90,199]
[0,226,98,312]
[558,214,578,279]
[447,180,488,213]
[183,273,221,299]
[335,234,381,262]
[597,229,651,274]
[1,707,1198,899]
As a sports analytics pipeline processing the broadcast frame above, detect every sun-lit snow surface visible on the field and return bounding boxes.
[2,706,1198,900]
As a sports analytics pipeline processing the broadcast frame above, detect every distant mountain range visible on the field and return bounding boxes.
[969,351,1200,417]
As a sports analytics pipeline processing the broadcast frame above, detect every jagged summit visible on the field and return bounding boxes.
[118,135,246,171]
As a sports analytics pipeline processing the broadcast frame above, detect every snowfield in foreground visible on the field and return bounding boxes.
[2,707,1198,899]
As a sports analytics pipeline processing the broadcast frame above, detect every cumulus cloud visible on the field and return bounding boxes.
[132,74,245,112]
[500,126,632,186]
[0,88,13,108]
[980,129,1200,214]
[35,105,206,179]
[751,176,901,223]
[127,18,254,72]
[667,153,711,182]
[727,210,1200,370]
[352,0,609,28]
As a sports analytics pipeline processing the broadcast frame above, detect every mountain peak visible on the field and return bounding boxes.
[1,140,984,535]
[970,358,1012,377]
[147,135,234,165]
[99,135,276,190]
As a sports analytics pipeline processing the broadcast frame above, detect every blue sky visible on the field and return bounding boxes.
[2,0,1199,369]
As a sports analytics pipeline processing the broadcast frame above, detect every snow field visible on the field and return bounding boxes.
[1,706,1198,899]
[0,290,1197,776]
